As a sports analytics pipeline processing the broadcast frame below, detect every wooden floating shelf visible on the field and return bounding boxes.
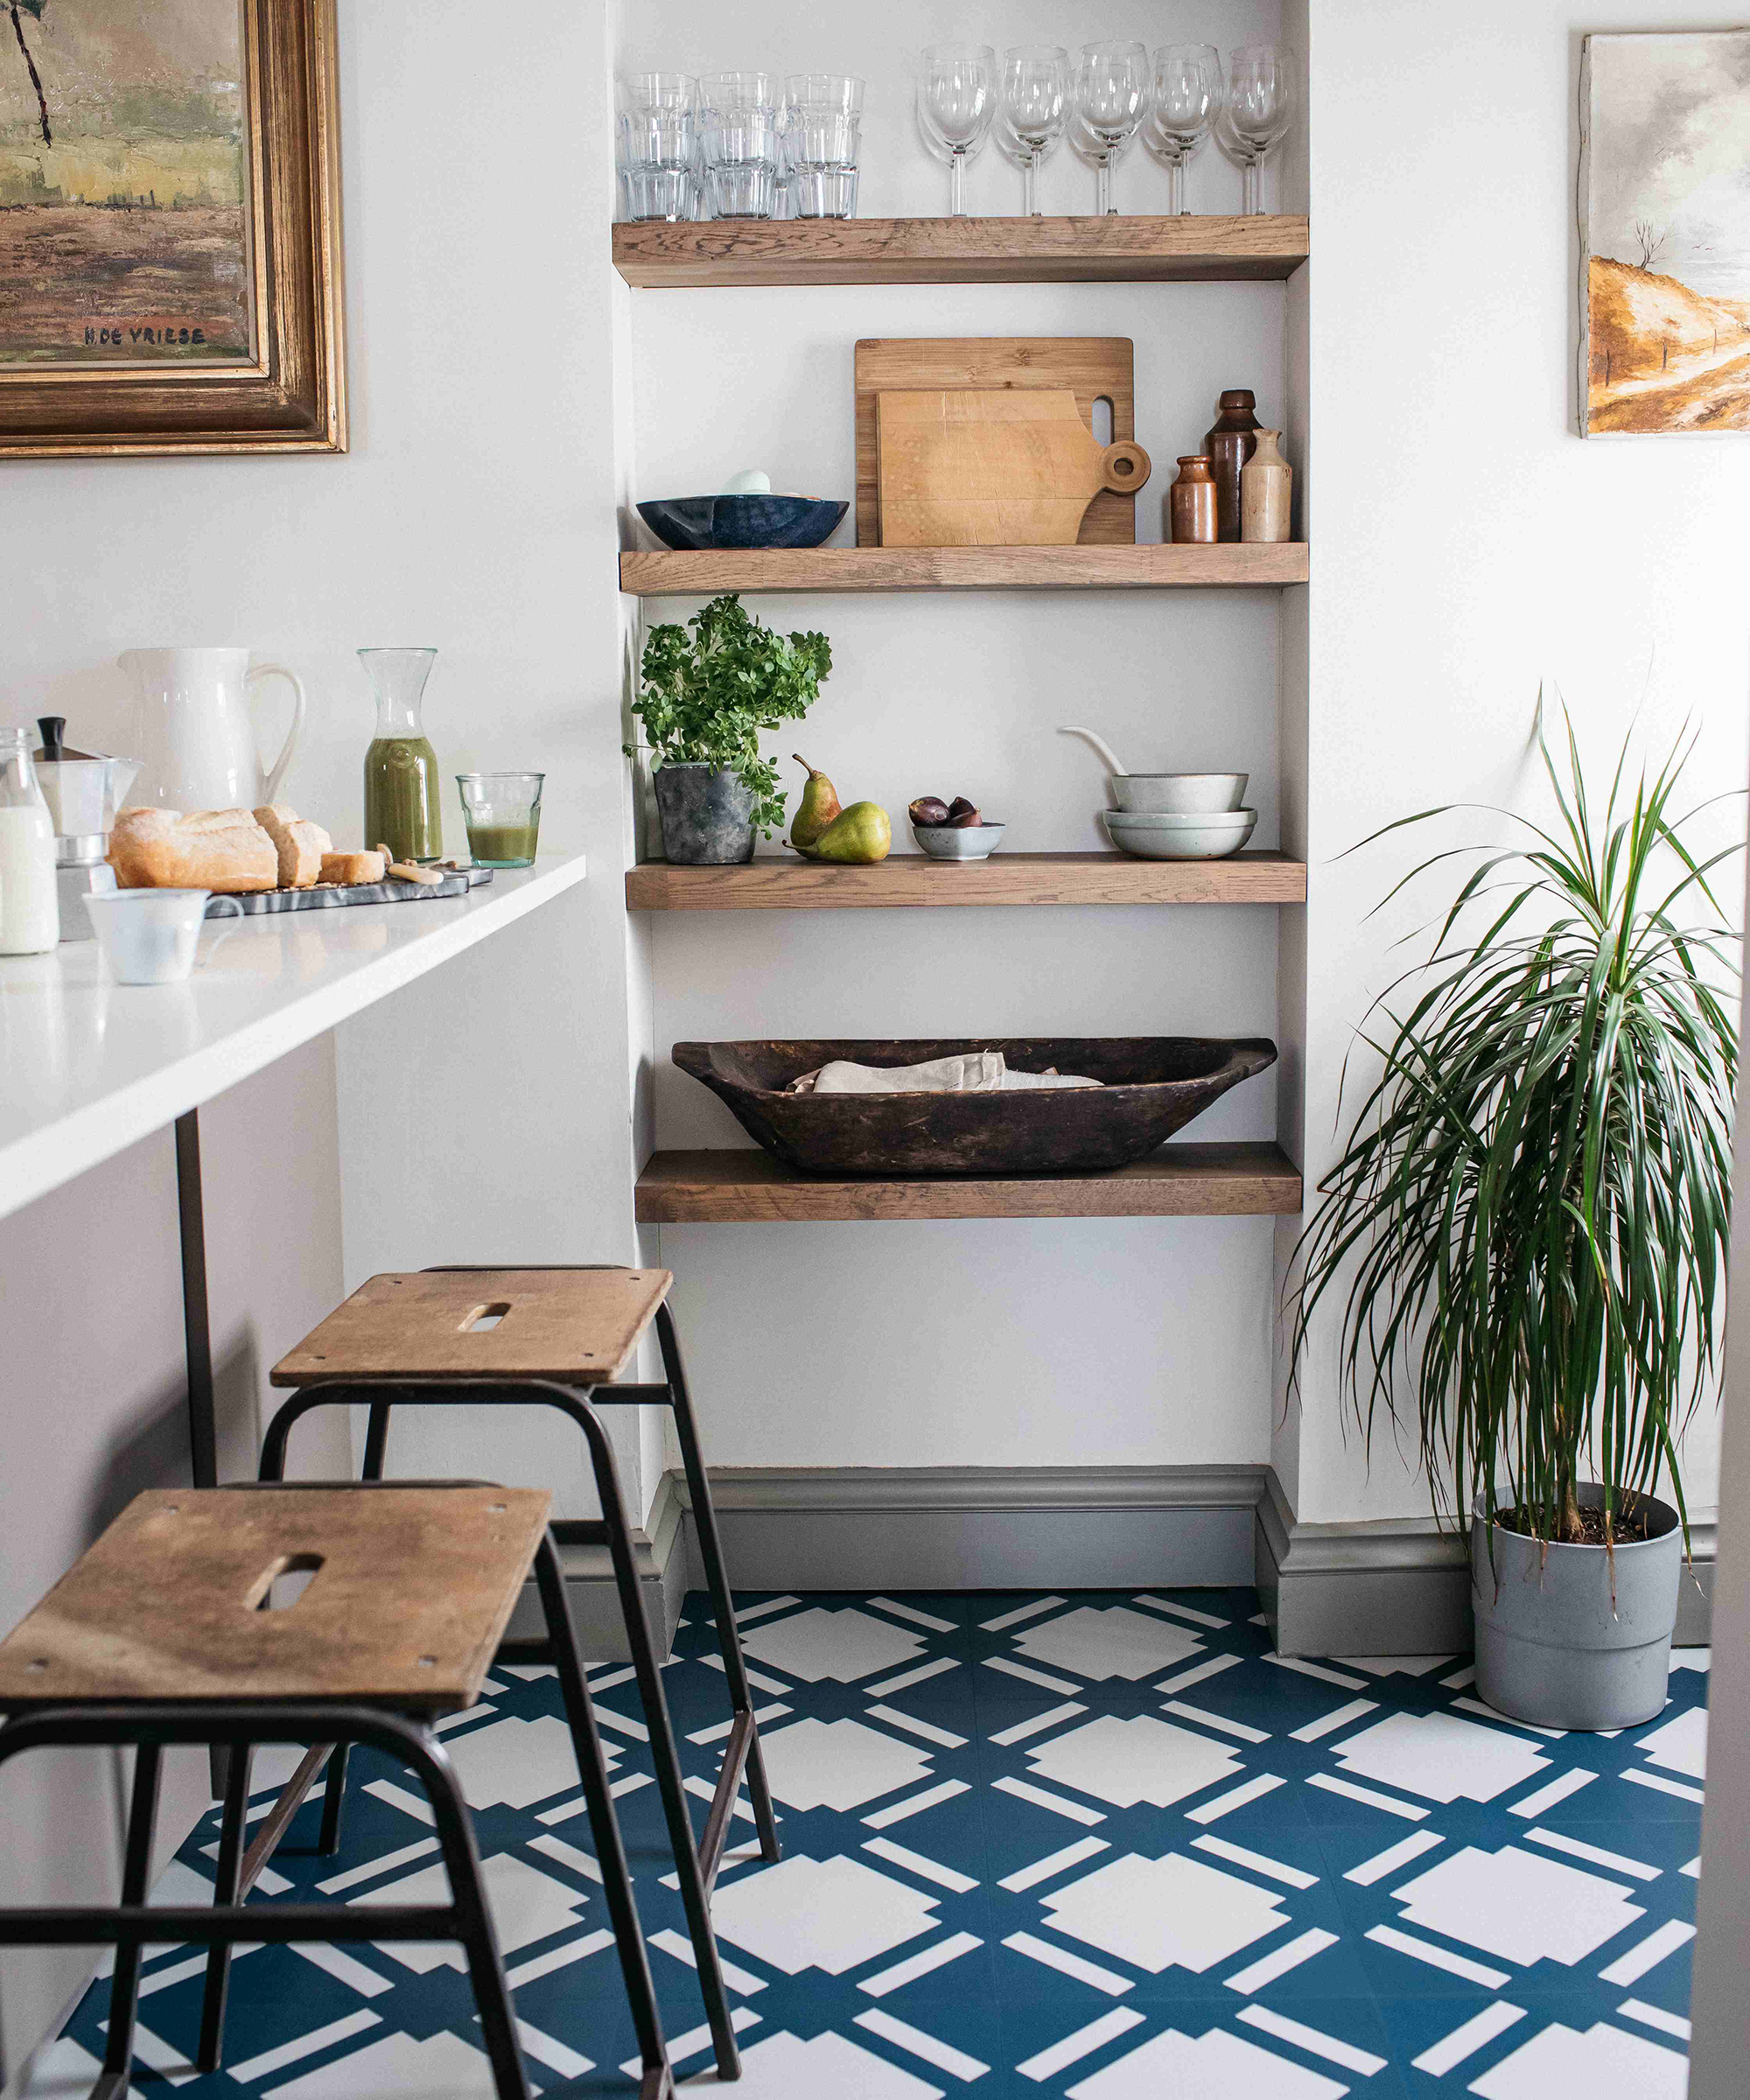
[637,1143,1302,1223]
[620,543,1308,596]
[612,214,1310,289]
[627,851,1306,912]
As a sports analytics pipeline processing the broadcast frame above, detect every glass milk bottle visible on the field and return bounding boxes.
[0,726,59,953]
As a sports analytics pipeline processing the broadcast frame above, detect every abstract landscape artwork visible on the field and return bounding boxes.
[0,0,254,367]
[1580,30,1750,436]
[0,0,342,457]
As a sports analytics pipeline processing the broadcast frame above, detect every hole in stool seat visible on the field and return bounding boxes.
[246,1552,326,1612]
[460,1302,513,1332]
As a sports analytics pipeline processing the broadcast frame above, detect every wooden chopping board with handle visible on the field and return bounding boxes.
[878,389,1151,547]
[855,337,1143,546]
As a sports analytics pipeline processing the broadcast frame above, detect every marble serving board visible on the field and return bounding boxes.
[203,866,494,917]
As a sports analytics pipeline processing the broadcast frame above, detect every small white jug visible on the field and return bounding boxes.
[120,648,304,813]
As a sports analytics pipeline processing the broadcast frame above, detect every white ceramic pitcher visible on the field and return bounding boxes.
[120,648,305,812]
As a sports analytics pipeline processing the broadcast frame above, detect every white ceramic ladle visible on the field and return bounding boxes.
[1057,726,1247,816]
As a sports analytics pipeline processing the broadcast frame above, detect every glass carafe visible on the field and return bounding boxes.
[360,648,441,864]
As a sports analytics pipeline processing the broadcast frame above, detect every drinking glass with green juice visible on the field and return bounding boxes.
[457,772,543,866]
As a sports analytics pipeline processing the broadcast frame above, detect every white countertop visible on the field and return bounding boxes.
[0,853,589,1224]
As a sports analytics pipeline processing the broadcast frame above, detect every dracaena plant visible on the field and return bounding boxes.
[626,593,832,838]
[1286,705,1740,1550]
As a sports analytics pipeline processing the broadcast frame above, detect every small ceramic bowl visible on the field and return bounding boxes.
[1103,808,1256,860]
[913,822,1005,860]
[1110,772,1248,814]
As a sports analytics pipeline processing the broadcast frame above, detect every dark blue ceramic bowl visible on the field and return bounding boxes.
[636,494,849,551]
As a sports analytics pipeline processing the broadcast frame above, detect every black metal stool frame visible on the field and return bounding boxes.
[0,1699,676,2100]
[432,1270,781,1876]
[254,1362,767,2083]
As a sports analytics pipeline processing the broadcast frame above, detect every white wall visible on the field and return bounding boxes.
[0,1040,347,2086]
[1689,851,1750,2093]
[622,0,1294,1478]
[1291,0,1750,1525]
[0,3,646,2073]
[0,1,652,1522]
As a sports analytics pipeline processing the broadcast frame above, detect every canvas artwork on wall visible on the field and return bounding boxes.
[0,0,343,455]
[1579,30,1750,437]
[0,0,255,366]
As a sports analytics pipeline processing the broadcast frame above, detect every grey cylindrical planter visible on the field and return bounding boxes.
[653,763,756,865]
[1472,1485,1682,1730]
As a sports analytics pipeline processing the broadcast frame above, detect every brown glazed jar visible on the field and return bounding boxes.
[1204,388,1261,542]
[1169,455,1217,543]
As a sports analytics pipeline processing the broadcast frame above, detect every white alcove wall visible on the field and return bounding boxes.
[615,0,1298,1480]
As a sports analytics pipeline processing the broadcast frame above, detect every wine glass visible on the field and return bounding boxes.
[1142,45,1222,215]
[1223,43,1295,214]
[1073,41,1149,215]
[1067,107,1134,209]
[1002,45,1068,218]
[918,44,994,216]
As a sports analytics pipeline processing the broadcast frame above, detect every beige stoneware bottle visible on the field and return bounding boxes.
[1240,429,1292,543]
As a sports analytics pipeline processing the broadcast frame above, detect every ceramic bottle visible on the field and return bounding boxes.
[1203,388,1260,542]
[1169,455,1217,544]
[1240,429,1292,543]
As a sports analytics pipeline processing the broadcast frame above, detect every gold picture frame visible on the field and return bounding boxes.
[0,0,345,458]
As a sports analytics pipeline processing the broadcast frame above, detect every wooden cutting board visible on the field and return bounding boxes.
[877,388,1151,547]
[854,337,1141,546]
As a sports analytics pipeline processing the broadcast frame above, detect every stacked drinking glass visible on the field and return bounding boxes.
[616,72,865,222]
[618,73,698,223]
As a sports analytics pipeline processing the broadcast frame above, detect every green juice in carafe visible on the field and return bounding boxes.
[364,736,442,863]
[358,647,443,864]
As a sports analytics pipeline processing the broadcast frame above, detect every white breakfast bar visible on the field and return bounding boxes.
[0,854,589,1488]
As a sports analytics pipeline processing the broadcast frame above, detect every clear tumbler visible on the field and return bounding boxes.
[619,72,697,222]
[782,74,863,219]
[456,772,544,868]
[700,71,780,219]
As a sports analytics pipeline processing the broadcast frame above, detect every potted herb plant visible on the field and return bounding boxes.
[628,592,832,864]
[1288,710,1739,1728]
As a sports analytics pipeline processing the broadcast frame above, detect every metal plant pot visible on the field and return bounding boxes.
[1472,1485,1683,1730]
[653,763,757,865]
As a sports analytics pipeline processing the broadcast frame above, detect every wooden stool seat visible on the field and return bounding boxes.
[0,1486,550,1713]
[270,1269,672,1387]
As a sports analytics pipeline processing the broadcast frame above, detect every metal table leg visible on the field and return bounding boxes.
[175,1109,219,1493]
[175,1109,228,1796]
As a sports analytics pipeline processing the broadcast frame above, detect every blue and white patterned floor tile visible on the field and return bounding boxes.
[32,1588,1705,2096]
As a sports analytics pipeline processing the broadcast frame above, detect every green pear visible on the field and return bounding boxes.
[811,801,892,864]
[790,754,842,852]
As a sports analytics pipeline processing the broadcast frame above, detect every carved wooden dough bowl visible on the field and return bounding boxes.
[673,1037,1278,1176]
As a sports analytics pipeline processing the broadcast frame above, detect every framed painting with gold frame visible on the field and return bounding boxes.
[0,0,344,457]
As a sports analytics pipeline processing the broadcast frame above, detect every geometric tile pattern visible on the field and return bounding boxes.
[38,1586,1706,2096]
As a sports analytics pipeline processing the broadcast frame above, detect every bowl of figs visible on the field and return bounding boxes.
[909,794,1004,860]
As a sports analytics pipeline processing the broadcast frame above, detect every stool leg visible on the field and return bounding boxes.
[571,1398,740,2082]
[197,1742,254,2071]
[360,1400,392,1480]
[95,1742,162,2099]
[318,1743,351,1853]
[657,1304,781,1865]
[533,1535,672,2091]
[416,1732,533,2100]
